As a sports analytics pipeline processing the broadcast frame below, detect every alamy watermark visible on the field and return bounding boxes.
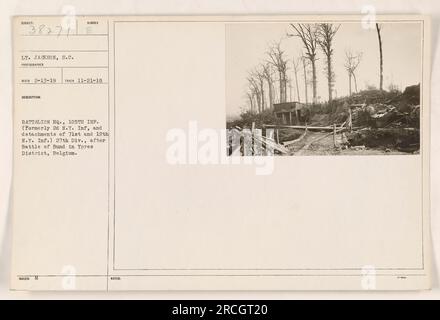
[166,121,275,175]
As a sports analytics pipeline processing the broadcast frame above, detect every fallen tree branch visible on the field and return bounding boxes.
[264,124,345,131]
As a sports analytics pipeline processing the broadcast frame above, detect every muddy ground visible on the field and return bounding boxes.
[284,129,416,156]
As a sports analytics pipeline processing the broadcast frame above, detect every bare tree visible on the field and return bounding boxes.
[267,41,288,103]
[262,63,275,109]
[316,23,340,102]
[344,50,363,95]
[292,56,301,102]
[245,90,255,113]
[247,74,261,113]
[375,23,383,91]
[252,68,266,111]
[288,24,319,104]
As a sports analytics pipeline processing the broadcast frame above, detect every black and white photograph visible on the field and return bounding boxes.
[226,21,422,156]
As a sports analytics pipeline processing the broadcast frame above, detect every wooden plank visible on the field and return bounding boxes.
[264,124,341,131]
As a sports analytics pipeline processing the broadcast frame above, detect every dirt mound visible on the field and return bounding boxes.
[328,84,421,129]
[388,84,420,113]
[347,128,419,153]
[349,89,399,105]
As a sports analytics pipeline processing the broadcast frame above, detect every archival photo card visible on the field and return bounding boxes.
[10,15,431,291]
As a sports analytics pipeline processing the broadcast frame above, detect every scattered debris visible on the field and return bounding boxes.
[347,127,419,153]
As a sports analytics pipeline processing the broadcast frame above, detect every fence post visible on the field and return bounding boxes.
[251,122,255,155]
[348,108,352,132]
[333,123,337,147]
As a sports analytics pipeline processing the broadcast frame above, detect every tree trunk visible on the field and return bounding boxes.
[302,59,308,104]
[294,68,300,103]
[248,95,254,113]
[311,59,317,104]
[267,80,274,109]
[376,23,383,91]
[327,57,332,102]
[352,73,358,93]
[279,72,286,103]
[255,92,261,113]
[260,84,265,111]
[348,72,352,96]
[289,79,292,101]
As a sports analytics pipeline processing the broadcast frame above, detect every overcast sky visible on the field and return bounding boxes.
[226,22,422,117]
